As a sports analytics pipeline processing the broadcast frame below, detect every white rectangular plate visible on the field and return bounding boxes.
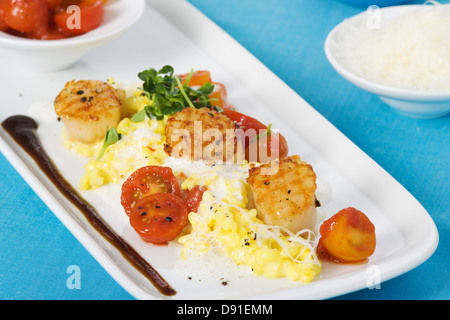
[0,0,438,300]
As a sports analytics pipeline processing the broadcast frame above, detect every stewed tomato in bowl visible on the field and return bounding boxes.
[0,0,107,40]
[0,0,145,70]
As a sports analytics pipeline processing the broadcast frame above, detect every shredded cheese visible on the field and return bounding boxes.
[333,1,450,92]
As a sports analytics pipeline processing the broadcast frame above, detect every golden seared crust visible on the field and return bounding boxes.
[54,80,122,121]
[54,80,123,144]
[164,107,239,163]
[247,155,318,232]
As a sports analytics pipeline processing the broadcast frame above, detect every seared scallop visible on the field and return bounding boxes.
[54,80,123,144]
[164,107,240,163]
[246,155,318,233]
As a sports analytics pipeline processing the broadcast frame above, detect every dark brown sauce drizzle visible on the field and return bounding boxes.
[1,115,176,297]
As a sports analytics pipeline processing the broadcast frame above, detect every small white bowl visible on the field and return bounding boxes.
[325,5,450,119]
[0,0,145,71]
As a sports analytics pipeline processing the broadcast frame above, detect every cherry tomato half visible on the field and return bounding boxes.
[223,109,289,162]
[129,193,189,244]
[317,207,376,263]
[186,185,207,213]
[121,166,181,216]
[53,0,104,36]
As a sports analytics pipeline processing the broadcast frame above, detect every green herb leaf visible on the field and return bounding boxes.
[136,65,216,120]
[97,127,121,160]
[131,108,146,122]
[213,105,223,113]
[197,82,215,95]
[174,75,195,109]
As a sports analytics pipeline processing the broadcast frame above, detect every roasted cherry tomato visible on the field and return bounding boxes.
[186,185,207,213]
[223,108,266,132]
[1,0,48,34]
[53,0,104,36]
[223,108,266,150]
[179,70,212,87]
[223,108,289,162]
[129,193,189,244]
[121,166,181,216]
[317,207,376,263]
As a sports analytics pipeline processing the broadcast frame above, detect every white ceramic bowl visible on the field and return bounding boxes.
[325,5,450,119]
[0,0,145,71]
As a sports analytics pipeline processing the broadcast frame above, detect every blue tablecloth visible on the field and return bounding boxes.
[0,0,448,300]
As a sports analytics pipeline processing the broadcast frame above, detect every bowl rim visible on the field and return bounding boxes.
[0,0,146,49]
[337,0,413,6]
[324,4,450,102]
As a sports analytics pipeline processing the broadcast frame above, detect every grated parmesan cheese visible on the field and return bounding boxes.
[333,1,450,92]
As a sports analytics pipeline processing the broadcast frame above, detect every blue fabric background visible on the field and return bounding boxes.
[0,0,448,299]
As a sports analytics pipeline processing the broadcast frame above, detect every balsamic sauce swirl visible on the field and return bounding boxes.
[2,115,176,297]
